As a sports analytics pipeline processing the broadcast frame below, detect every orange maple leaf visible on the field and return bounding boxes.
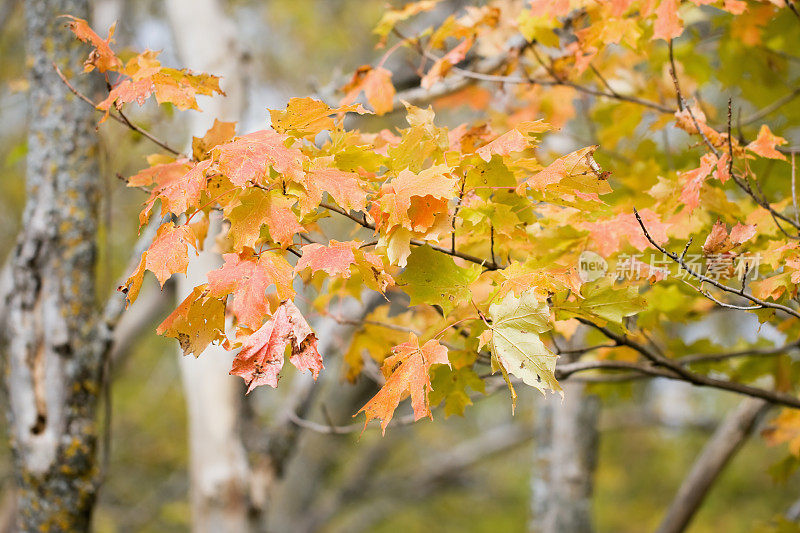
[230,300,322,392]
[300,167,368,213]
[215,129,305,186]
[295,240,358,278]
[341,66,395,116]
[584,209,669,257]
[652,0,683,41]
[62,15,121,73]
[357,334,450,434]
[747,125,787,161]
[207,249,295,330]
[140,159,212,225]
[145,222,197,287]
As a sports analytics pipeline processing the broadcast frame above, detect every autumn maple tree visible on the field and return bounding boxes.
[59,0,800,454]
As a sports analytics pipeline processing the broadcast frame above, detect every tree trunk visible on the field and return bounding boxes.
[530,381,600,533]
[2,0,103,529]
[163,1,251,531]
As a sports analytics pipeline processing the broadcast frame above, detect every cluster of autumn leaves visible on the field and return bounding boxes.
[63,0,800,435]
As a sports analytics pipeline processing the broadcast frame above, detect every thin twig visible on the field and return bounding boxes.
[634,208,800,320]
[53,63,182,156]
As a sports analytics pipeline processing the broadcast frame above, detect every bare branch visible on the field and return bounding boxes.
[53,63,183,156]
[656,398,770,533]
[634,208,800,320]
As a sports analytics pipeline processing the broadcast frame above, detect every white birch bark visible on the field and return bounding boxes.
[163,1,250,531]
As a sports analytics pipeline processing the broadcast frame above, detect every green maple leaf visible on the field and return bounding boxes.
[556,278,646,325]
[429,364,486,417]
[486,289,562,401]
[398,245,481,314]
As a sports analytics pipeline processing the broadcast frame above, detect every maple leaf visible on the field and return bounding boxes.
[207,249,295,330]
[357,333,450,434]
[398,245,481,315]
[476,121,549,162]
[230,300,321,392]
[224,189,305,249]
[484,289,562,409]
[377,164,457,232]
[556,278,646,325]
[118,251,148,307]
[96,52,224,117]
[747,125,787,160]
[298,166,368,214]
[584,209,669,257]
[145,222,196,287]
[679,153,716,213]
[295,240,358,278]
[702,220,757,254]
[127,157,192,188]
[652,0,683,41]
[764,409,800,456]
[193,119,236,161]
[215,129,305,186]
[421,37,473,89]
[151,68,224,110]
[373,0,441,41]
[341,66,395,116]
[97,78,153,116]
[270,97,367,139]
[62,16,121,72]
[516,145,603,194]
[157,285,226,356]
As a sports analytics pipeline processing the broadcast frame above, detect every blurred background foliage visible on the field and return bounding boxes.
[1,0,800,531]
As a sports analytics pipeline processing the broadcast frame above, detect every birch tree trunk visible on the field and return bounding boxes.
[530,332,600,533]
[2,0,103,529]
[163,1,251,531]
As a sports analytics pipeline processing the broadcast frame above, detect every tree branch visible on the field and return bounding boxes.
[656,398,770,533]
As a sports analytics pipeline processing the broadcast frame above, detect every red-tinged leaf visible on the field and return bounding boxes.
[127,158,192,188]
[585,209,669,257]
[295,240,358,278]
[722,0,747,14]
[140,159,212,225]
[207,249,295,330]
[704,220,757,254]
[224,188,305,249]
[674,105,722,145]
[193,119,236,160]
[62,15,121,72]
[703,220,732,254]
[341,66,395,116]
[730,222,757,244]
[679,153,716,213]
[299,167,368,213]
[97,78,153,115]
[157,285,226,356]
[652,0,683,41]
[747,125,787,160]
[357,334,450,434]
[230,300,321,392]
[714,152,730,183]
[377,164,458,231]
[145,222,196,287]
[215,129,305,186]
[476,121,549,162]
[516,146,599,192]
[421,37,473,89]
